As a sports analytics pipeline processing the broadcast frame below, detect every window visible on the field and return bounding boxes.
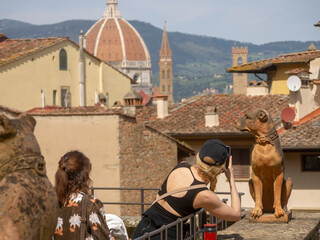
[162,85,165,93]
[237,57,243,66]
[302,154,320,171]
[231,148,250,179]
[133,73,139,83]
[53,90,57,106]
[59,49,67,70]
[167,69,171,79]
[162,70,165,80]
[61,87,71,107]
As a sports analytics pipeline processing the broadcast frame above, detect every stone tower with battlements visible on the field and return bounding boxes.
[232,46,248,94]
[159,24,173,103]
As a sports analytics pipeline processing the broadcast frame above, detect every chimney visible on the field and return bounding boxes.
[156,95,169,119]
[123,90,142,117]
[41,90,45,108]
[205,107,219,127]
[79,30,85,107]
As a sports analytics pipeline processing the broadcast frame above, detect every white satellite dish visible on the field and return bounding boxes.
[287,76,301,92]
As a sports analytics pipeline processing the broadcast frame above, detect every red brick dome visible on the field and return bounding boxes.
[85,1,150,63]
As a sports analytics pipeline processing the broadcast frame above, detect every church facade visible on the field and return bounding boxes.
[85,0,153,95]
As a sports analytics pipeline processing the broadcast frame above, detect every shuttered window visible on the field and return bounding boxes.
[231,148,250,179]
[302,154,320,171]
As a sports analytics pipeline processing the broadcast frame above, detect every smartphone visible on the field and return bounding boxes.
[225,146,231,169]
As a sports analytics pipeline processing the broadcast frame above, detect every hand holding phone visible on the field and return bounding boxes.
[225,146,231,169]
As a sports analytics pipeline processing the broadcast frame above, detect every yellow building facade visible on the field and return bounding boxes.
[0,37,131,111]
[227,50,320,95]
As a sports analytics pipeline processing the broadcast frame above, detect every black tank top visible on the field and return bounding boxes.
[157,161,208,216]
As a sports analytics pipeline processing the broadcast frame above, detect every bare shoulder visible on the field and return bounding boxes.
[194,189,221,209]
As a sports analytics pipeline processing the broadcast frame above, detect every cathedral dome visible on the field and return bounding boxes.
[85,0,150,64]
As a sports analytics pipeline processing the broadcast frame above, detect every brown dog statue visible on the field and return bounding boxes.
[0,107,58,240]
[237,109,292,219]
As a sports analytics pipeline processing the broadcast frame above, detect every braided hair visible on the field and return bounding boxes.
[55,151,92,207]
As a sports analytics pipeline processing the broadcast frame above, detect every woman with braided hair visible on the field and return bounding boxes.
[52,151,111,240]
[133,139,241,240]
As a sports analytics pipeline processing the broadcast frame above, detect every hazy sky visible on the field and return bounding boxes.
[1,0,320,44]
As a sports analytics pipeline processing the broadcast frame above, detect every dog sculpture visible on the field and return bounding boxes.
[237,109,292,219]
[0,107,58,240]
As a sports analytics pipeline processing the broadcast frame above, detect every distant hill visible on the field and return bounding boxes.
[1,19,320,101]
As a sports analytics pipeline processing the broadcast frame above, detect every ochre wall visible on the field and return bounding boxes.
[284,152,320,210]
[270,63,308,95]
[33,114,122,215]
[0,41,131,111]
[100,63,131,107]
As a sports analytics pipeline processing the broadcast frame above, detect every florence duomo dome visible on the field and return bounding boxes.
[85,0,153,94]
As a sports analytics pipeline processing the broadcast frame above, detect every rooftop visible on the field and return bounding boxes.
[143,93,320,149]
[227,50,320,73]
[0,37,68,67]
[145,94,289,134]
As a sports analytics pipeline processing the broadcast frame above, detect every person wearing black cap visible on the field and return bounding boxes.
[133,139,241,240]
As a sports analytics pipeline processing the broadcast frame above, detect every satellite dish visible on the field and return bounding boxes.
[287,76,301,92]
[281,108,295,123]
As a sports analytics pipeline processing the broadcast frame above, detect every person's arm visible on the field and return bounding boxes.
[194,156,241,221]
[224,156,241,219]
[87,196,111,240]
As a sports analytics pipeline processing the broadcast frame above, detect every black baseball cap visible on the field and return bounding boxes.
[199,139,229,166]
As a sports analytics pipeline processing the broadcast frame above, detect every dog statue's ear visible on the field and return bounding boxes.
[19,113,36,132]
[0,114,16,138]
[258,110,268,123]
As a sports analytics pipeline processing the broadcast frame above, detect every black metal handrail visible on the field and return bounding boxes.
[90,186,159,214]
[134,200,230,240]
[90,186,244,216]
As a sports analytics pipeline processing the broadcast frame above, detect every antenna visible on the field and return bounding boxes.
[281,107,295,123]
[287,76,301,92]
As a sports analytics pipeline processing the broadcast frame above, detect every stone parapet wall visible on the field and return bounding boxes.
[218,209,320,239]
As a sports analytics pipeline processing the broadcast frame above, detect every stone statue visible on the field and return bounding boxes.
[0,106,58,240]
[237,109,292,220]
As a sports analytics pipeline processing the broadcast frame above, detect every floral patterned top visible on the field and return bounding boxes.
[53,192,111,240]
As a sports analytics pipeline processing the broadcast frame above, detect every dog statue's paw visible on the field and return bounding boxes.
[274,207,285,218]
[251,207,263,218]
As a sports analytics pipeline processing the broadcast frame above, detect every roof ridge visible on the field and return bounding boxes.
[278,50,320,57]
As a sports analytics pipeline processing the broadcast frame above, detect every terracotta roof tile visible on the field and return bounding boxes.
[144,94,319,148]
[285,68,311,75]
[27,105,123,116]
[227,50,320,73]
[0,37,68,67]
[145,94,289,134]
[280,110,320,148]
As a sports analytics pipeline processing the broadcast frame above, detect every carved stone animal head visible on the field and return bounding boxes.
[0,109,42,181]
[237,109,278,144]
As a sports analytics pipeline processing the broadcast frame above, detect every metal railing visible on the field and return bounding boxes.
[134,199,231,240]
[90,186,244,216]
[90,187,159,215]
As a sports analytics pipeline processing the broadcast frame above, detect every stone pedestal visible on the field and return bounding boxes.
[249,211,292,223]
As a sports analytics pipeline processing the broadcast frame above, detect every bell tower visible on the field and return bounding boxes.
[159,23,173,103]
[232,46,248,94]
